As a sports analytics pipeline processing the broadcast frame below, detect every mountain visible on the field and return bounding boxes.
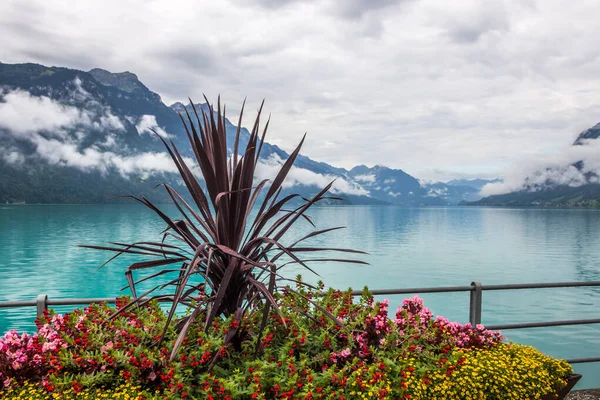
[0,63,188,203]
[422,182,483,205]
[467,185,600,207]
[0,61,490,205]
[422,178,502,205]
[573,122,600,145]
[168,102,348,177]
[343,165,492,205]
[0,62,384,204]
[347,165,428,205]
[469,123,600,207]
[165,102,385,205]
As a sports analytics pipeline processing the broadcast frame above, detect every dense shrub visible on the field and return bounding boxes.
[1,281,573,399]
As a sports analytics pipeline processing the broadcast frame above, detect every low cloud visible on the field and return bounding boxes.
[135,114,170,138]
[110,152,185,177]
[427,187,448,197]
[28,136,184,177]
[0,88,92,139]
[354,174,376,183]
[256,154,369,196]
[480,139,600,196]
[0,87,191,177]
[1,150,25,164]
[96,113,124,131]
[0,82,124,139]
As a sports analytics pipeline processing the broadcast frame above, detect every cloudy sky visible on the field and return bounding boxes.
[1,0,600,181]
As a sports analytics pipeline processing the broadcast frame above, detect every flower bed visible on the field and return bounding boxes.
[1,283,573,399]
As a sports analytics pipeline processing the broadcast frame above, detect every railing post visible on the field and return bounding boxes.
[36,294,48,318]
[469,282,482,325]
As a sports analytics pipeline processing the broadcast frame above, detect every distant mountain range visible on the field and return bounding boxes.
[0,61,495,205]
[467,185,600,207]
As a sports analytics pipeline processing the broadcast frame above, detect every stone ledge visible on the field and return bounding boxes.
[567,389,600,400]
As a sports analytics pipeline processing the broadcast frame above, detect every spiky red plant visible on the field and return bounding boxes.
[81,97,366,360]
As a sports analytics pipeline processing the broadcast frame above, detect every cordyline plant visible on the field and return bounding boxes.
[81,97,366,362]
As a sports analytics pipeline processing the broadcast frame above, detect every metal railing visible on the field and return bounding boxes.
[1,280,599,364]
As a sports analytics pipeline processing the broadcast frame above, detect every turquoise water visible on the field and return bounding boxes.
[1,204,599,389]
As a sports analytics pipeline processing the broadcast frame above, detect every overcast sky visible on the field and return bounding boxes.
[1,0,600,181]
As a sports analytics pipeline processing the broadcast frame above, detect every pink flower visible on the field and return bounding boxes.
[340,348,351,358]
[42,341,57,352]
[100,341,114,352]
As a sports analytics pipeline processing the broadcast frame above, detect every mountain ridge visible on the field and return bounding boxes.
[573,122,600,145]
[0,61,492,205]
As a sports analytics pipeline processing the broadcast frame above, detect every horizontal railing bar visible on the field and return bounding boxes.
[0,300,36,307]
[2,281,599,309]
[348,285,474,296]
[566,357,600,364]
[0,299,119,309]
[0,297,177,309]
[47,298,116,306]
[346,281,600,297]
[487,318,600,330]
[483,281,600,291]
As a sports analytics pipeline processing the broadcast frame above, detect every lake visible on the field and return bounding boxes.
[1,204,599,389]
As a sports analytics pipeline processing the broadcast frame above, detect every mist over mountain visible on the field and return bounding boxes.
[470,123,600,207]
[0,62,491,205]
[446,179,502,191]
